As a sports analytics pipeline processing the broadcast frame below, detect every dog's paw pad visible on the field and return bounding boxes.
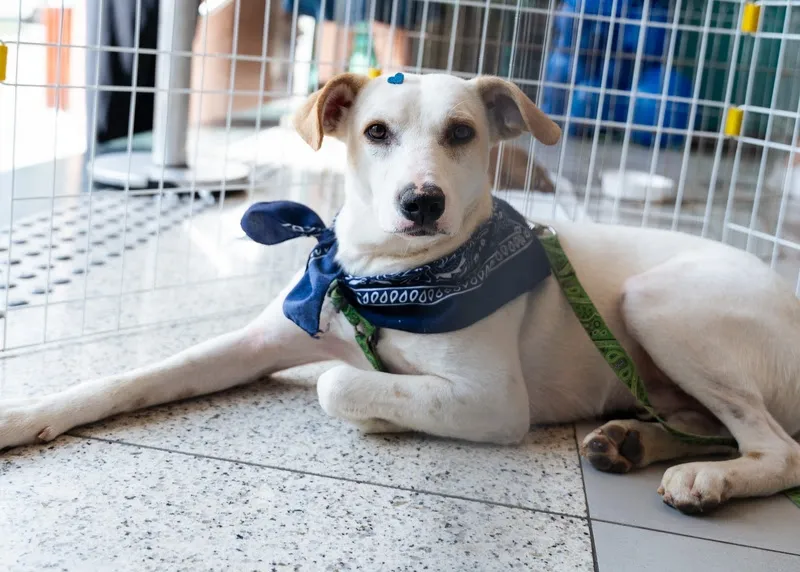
[665,496,724,515]
[581,424,644,474]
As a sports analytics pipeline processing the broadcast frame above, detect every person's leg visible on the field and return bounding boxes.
[85,0,159,149]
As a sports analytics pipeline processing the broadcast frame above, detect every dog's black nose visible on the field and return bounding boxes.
[398,184,446,226]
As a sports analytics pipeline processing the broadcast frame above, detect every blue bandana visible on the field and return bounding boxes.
[241,197,551,336]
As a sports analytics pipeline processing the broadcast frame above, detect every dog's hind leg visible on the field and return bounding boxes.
[0,290,327,451]
[620,255,800,513]
[581,412,737,473]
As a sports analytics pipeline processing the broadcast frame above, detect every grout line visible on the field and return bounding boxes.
[574,424,600,572]
[69,432,590,521]
[590,518,800,559]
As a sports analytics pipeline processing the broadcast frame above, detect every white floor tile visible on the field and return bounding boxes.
[594,521,800,572]
[577,422,800,555]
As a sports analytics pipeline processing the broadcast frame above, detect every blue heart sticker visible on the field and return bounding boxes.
[387,72,404,85]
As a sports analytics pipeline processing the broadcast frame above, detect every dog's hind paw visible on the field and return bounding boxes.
[658,462,730,515]
[581,422,645,474]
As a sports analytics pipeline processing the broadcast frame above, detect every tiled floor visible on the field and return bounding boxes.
[3,128,800,570]
[2,313,800,570]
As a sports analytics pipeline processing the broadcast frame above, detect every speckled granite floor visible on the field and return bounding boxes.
[2,138,800,570]
[3,307,800,571]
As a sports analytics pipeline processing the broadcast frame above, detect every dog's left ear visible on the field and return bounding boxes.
[293,73,370,151]
[471,76,561,145]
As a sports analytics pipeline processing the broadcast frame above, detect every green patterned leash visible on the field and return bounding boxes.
[328,283,386,372]
[327,227,800,507]
[534,225,735,448]
[532,223,800,508]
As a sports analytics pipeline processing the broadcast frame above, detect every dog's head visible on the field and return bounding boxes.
[293,73,560,271]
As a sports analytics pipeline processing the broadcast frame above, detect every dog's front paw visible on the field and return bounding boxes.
[658,462,730,515]
[317,367,404,434]
[316,366,375,422]
[352,418,405,434]
[581,422,644,474]
[0,397,63,452]
[317,365,349,419]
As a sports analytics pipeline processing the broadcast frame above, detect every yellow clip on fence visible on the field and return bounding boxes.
[0,41,8,83]
[742,3,761,33]
[725,108,744,137]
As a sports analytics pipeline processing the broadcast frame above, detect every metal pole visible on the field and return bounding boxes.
[152,0,198,167]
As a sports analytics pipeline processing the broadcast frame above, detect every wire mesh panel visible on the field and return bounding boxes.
[0,0,799,352]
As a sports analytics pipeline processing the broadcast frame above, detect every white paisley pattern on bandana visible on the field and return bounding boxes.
[281,222,325,236]
[343,200,535,307]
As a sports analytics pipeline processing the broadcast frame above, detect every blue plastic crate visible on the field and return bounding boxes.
[542,0,696,148]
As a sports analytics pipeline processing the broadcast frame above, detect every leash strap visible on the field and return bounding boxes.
[534,224,800,508]
[328,283,386,372]
[329,227,800,507]
[534,227,738,448]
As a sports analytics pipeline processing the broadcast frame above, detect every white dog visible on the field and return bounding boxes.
[2,73,800,515]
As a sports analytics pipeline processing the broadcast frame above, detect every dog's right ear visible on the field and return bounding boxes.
[293,73,370,151]
[471,76,561,146]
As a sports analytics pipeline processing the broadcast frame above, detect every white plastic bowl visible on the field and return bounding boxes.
[600,170,676,203]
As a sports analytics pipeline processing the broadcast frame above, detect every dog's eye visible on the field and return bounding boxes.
[365,123,388,142]
[448,123,475,144]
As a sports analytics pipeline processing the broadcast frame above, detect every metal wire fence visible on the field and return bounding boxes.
[0,0,798,352]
